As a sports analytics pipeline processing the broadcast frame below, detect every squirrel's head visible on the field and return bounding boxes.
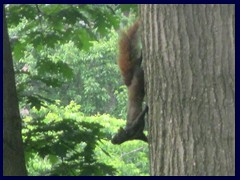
[111,127,128,145]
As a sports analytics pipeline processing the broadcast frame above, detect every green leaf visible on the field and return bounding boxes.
[52,143,68,158]
[26,95,42,110]
[73,28,93,50]
[6,5,37,26]
[117,4,138,13]
[43,33,60,48]
[12,41,26,60]
[48,154,59,164]
[36,58,57,75]
[56,61,74,79]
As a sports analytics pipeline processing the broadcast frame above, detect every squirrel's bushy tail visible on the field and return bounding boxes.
[118,20,141,86]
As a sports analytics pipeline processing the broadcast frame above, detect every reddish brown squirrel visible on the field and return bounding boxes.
[111,20,148,145]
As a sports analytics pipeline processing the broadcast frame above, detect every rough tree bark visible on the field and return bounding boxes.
[3,8,28,176]
[140,4,235,176]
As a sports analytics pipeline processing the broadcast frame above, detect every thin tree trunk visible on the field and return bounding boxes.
[140,4,235,176]
[3,7,27,176]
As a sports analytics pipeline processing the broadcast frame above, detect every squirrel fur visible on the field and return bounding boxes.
[111,20,148,145]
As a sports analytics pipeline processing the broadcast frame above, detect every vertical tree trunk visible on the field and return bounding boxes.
[140,4,235,176]
[3,8,27,176]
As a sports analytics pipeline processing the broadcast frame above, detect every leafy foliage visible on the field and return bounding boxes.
[6,5,118,51]
[22,101,149,176]
[56,34,125,116]
[7,4,134,117]
[23,101,116,176]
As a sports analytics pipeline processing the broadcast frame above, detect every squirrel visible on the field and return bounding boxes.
[111,20,148,145]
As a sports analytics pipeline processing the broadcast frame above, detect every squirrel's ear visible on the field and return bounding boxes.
[118,127,124,132]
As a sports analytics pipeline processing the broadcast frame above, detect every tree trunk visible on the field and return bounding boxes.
[3,7,28,176]
[140,4,235,176]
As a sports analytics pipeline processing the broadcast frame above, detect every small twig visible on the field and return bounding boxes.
[106,5,116,15]
[35,4,44,32]
[120,147,145,158]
